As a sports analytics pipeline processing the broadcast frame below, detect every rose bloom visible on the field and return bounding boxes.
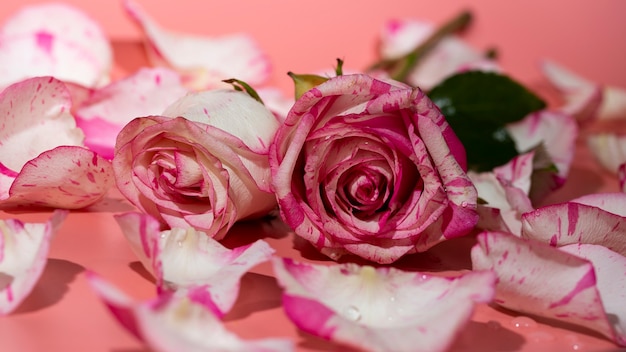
[270,74,478,264]
[114,89,280,239]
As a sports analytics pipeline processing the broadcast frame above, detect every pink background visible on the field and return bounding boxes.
[1,0,625,93]
[1,1,625,351]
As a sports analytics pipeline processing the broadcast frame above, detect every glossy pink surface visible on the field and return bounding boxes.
[1,1,625,351]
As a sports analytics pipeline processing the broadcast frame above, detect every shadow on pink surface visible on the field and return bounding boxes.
[13,258,84,315]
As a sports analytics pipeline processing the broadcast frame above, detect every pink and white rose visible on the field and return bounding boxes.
[269,74,478,263]
[114,89,280,239]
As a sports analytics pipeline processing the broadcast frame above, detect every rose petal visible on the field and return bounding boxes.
[114,212,274,316]
[560,244,626,346]
[2,146,113,209]
[0,3,112,89]
[521,194,626,256]
[586,132,626,174]
[273,257,495,352]
[123,0,271,90]
[540,60,603,123]
[378,18,499,90]
[506,110,577,182]
[0,210,67,314]
[0,77,83,173]
[75,67,188,159]
[471,231,624,346]
[87,273,293,352]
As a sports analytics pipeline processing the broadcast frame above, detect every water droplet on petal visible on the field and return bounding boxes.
[160,233,167,239]
[343,305,361,322]
[461,201,468,208]
[511,316,537,329]
[325,135,331,140]
[177,240,183,247]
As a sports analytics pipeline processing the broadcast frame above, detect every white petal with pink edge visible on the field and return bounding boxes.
[0,210,67,315]
[272,257,495,352]
[0,77,83,174]
[469,152,534,235]
[114,212,275,316]
[540,60,602,123]
[123,0,271,90]
[0,3,112,89]
[471,231,626,346]
[1,146,113,209]
[75,67,188,159]
[587,132,626,174]
[87,272,293,352]
[378,18,499,90]
[506,110,578,188]
[521,193,626,256]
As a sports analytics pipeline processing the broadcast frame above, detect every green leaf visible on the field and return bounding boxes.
[428,71,546,171]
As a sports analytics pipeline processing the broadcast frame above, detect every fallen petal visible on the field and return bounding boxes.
[540,60,602,123]
[123,0,271,90]
[115,212,275,316]
[0,76,83,173]
[75,67,188,159]
[273,257,495,352]
[0,3,112,88]
[2,146,113,209]
[472,231,624,346]
[521,194,626,257]
[586,132,626,174]
[87,272,293,352]
[0,210,67,314]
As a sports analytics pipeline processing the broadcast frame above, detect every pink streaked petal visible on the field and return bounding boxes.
[2,146,113,209]
[0,77,83,172]
[273,257,495,352]
[0,210,67,315]
[540,60,603,123]
[521,197,626,257]
[586,132,626,174]
[123,0,271,90]
[75,67,188,159]
[571,192,626,217]
[87,273,293,352]
[472,231,623,346]
[560,244,626,346]
[114,212,275,316]
[506,110,578,182]
[0,3,112,88]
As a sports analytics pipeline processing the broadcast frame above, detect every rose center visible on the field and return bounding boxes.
[338,167,388,217]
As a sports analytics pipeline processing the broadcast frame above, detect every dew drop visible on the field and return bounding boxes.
[176,240,183,247]
[461,201,468,208]
[160,233,167,239]
[343,305,361,322]
[511,316,537,329]
[325,135,330,140]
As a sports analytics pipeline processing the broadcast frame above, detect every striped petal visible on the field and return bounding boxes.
[87,273,293,352]
[115,212,274,316]
[0,210,67,314]
[273,257,494,352]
